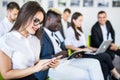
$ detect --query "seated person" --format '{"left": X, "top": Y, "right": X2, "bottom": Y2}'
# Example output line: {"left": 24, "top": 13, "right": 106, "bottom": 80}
{"left": 0, "top": 1, "right": 58, "bottom": 80}
{"left": 91, "top": 11, "right": 120, "bottom": 59}
{"left": 35, "top": 8, "right": 104, "bottom": 80}
{"left": 59, "top": 8, "right": 71, "bottom": 39}
{"left": 64, "top": 12, "right": 120, "bottom": 80}
{"left": 0, "top": 2, "right": 20, "bottom": 37}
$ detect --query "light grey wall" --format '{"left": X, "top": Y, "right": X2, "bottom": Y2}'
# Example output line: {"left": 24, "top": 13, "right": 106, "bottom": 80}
{"left": 0, "top": 0, "right": 120, "bottom": 45}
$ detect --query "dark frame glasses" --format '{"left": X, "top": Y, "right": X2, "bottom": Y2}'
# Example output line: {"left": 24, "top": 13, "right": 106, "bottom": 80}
{"left": 33, "top": 17, "right": 42, "bottom": 27}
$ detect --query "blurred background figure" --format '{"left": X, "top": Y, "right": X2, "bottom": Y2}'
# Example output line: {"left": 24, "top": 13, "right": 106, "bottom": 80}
{"left": 91, "top": 11, "right": 120, "bottom": 60}
{"left": 0, "top": 2, "right": 20, "bottom": 37}
{"left": 59, "top": 8, "right": 71, "bottom": 39}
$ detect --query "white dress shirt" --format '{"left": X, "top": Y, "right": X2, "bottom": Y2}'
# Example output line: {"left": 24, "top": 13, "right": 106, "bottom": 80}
{"left": 61, "top": 19, "right": 68, "bottom": 38}
{"left": 0, "top": 31, "right": 40, "bottom": 69}
{"left": 55, "top": 31, "right": 64, "bottom": 42}
{"left": 100, "top": 25, "right": 112, "bottom": 41}
{"left": 65, "top": 27, "right": 87, "bottom": 47}
{"left": 44, "top": 28, "right": 62, "bottom": 54}
{"left": 0, "top": 17, "right": 14, "bottom": 37}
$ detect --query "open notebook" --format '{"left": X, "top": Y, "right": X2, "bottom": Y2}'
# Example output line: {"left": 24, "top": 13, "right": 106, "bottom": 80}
{"left": 67, "top": 40, "right": 112, "bottom": 60}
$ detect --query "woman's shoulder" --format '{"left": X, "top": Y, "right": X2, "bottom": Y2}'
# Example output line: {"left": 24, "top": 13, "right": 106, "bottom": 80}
{"left": 0, "top": 32, "right": 13, "bottom": 41}
{"left": 66, "top": 26, "right": 74, "bottom": 33}
{"left": 67, "top": 26, "right": 72, "bottom": 29}
{"left": 67, "top": 26, "right": 74, "bottom": 31}
{"left": 29, "top": 35, "right": 40, "bottom": 45}
{"left": 30, "top": 35, "right": 40, "bottom": 41}
{"left": 65, "top": 26, "right": 75, "bottom": 37}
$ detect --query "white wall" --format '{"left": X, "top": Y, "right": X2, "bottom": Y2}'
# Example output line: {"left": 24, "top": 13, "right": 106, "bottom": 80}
{"left": 0, "top": 0, "right": 120, "bottom": 45}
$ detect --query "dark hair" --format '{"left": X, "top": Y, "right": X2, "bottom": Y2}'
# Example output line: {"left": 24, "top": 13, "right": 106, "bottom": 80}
{"left": 11, "top": 1, "right": 46, "bottom": 31}
{"left": 64, "top": 8, "right": 71, "bottom": 14}
{"left": 47, "top": 10, "right": 61, "bottom": 20}
{"left": 71, "top": 12, "right": 83, "bottom": 40}
{"left": 98, "top": 11, "right": 106, "bottom": 16}
{"left": 43, "top": 10, "right": 61, "bottom": 28}
{"left": 7, "top": 2, "right": 20, "bottom": 10}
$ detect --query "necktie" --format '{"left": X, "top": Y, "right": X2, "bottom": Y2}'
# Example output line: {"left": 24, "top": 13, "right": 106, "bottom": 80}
{"left": 51, "top": 32, "right": 60, "bottom": 46}
{"left": 51, "top": 32, "right": 62, "bottom": 54}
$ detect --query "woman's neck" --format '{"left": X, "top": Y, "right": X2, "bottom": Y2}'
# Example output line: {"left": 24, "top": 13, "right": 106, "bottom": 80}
{"left": 19, "top": 30, "right": 29, "bottom": 38}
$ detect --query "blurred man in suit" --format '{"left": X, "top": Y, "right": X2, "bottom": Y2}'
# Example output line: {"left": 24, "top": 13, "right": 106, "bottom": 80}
{"left": 59, "top": 8, "right": 71, "bottom": 39}
{"left": 91, "top": 11, "right": 120, "bottom": 60}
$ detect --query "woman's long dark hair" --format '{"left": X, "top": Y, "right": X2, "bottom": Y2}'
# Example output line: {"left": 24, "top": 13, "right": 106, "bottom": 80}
{"left": 11, "top": 1, "right": 46, "bottom": 32}
{"left": 71, "top": 12, "right": 83, "bottom": 40}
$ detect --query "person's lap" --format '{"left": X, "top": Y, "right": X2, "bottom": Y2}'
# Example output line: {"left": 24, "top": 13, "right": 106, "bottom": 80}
{"left": 48, "top": 58, "right": 104, "bottom": 80}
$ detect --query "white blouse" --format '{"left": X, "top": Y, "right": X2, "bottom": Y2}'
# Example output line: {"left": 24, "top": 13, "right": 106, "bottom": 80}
{"left": 0, "top": 31, "right": 40, "bottom": 69}
{"left": 65, "top": 27, "right": 86, "bottom": 47}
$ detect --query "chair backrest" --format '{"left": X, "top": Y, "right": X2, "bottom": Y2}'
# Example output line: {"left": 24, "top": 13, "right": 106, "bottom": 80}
{"left": 67, "top": 35, "right": 91, "bottom": 56}
{"left": 67, "top": 49, "right": 72, "bottom": 56}
{"left": 0, "top": 74, "right": 3, "bottom": 80}
{"left": 87, "top": 35, "right": 91, "bottom": 47}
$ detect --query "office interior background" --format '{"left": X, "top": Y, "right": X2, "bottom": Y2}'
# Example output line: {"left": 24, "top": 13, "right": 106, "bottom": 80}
{"left": 0, "top": 0, "right": 120, "bottom": 45}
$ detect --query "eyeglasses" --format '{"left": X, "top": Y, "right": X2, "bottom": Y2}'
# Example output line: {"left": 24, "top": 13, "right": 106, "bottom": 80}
{"left": 33, "top": 17, "right": 42, "bottom": 27}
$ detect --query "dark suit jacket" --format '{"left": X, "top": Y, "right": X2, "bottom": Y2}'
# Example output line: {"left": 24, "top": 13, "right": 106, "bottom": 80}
{"left": 59, "top": 21, "right": 71, "bottom": 39}
{"left": 40, "top": 31, "right": 54, "bottom": 59}
{"left": 34, "top": 29, "right": 66, "bottom": 80}
{"left": 91, "top": 20, "right": 115, "bottom": 48}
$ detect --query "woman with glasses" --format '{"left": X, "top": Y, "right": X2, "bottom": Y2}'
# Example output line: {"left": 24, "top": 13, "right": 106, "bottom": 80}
{"left": 0, "top": 1, "right": 59, "bottom": 80}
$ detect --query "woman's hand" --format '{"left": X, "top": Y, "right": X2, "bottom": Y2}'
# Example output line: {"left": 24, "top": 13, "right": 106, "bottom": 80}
{"left": 48, "top": 59, "right": 59, "bottom": 68}
{"left": 48, "top": 55, "right": 62, "bottom": 68}
{"left": 34, "top": 55, "right": 62, "bottom": 72}
{"left": 34, "top": 59, "right": 51, "bottom": 72}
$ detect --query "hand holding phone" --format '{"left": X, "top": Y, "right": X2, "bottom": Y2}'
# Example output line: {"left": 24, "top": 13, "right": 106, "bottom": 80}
{"left": 49, "top": 55, "right": 63, "bottom": 68}
{"left": 34, "top": 59, "right": 51, "bottom": 72}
